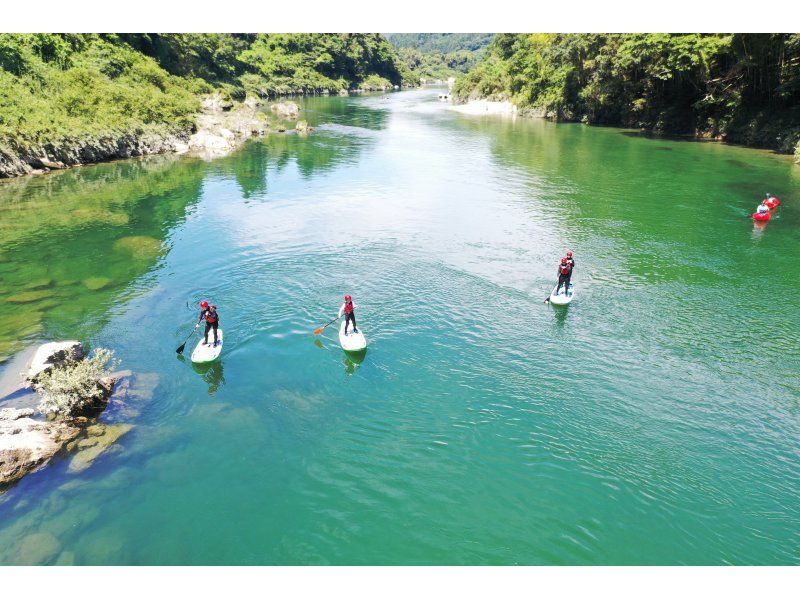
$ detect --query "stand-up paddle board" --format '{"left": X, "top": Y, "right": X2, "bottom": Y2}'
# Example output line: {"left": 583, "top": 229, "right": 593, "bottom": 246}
{"left": 549, "top": 283, "right": 574, "bottom": 305}
{"left": 339, "top": 321, "right": 367, "bottom": 352}
{"left": 191, "top": 329, "right": 224, "bottom": 363}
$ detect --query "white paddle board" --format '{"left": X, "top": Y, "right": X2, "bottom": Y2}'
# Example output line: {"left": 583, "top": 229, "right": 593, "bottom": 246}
{"left": 339, "top": 320, "right": 367, "bottom": 352}
{"left": 191, "top": 329, "right": 224, "bottom": 363}
{"left": 549, "top": 283, "right": 574, "bottom": 305}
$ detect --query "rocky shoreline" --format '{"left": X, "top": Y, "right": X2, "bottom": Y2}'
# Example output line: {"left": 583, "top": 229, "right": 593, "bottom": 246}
{"left": 0, "top": 94, "right": 308, "bottom": 180}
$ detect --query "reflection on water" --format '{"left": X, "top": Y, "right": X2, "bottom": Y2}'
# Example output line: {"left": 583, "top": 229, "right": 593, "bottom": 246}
{"left": 342, "top": 349, "right": 366, "bottom": 375}
{"left": 0, "top": 155, "right": 207, "bottom": 362}
{"left": 191, "top": 361, "right": 226, "bottom": 396}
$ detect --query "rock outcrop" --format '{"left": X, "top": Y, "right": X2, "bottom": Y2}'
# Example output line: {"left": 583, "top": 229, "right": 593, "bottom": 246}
{"left": 188, "top": 93, "right": 269, "bottom": 157}
{"left": 0, "top": 408, "right": 80, "bottom": 487}
{"left": 295, "top": 120, "right": 311, "bottom": 134}
{"left": 0, "top": 131, "right": 189, "bottom": 179}
{"left": 0, "top": 342, "right": 129, "bottom": 490}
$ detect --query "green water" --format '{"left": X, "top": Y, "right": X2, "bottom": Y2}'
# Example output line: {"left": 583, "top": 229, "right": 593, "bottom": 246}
{"left": 1, "top": 89, "right": 798, "bottom": 565}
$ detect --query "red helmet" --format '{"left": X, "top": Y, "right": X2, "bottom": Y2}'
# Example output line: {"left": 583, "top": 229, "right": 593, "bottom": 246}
{"left": 344, "top": 294, "right": 352, "bottom": 302}
{"left": 199, "top": 300, "right": 209, "bottom": 309}
{"left": 566, "top": 250, "right": 573, "bottom": 257}
{"left": 561, "top": 258, "right": 567, "bottom": 264}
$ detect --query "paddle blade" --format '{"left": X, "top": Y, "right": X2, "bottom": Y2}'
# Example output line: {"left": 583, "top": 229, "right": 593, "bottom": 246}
{"left": 176, "top": 342, "right": 187, "bottom": 354}
{"left": 313, "top": 327, "right": 324, "bottom": 335}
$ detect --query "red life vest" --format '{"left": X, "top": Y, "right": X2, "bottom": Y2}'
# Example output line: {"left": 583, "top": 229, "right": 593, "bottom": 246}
{"left": 344, "top": 300, "right": 354, "bottom": 315}
{"left": 559, "top": 264, "right": 572, "bottom": 276}
{"left": 203, "top": 307, "right": 218, "bottom": 323}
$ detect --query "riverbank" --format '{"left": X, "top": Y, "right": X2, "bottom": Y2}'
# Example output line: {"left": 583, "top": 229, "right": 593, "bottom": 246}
{"left": 451, "top": 98, "right": 800, "bottom": 160}
{"left": 453, "top": 34, "right": 800, "bottom": 160}
{"left": 0, "top": 34, "right": 416, "bottom": 180}
{"left": 0, "top": 95, "right": 307, "bottom": 179}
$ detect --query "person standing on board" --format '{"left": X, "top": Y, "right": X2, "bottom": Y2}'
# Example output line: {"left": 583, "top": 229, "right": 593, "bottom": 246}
{"left": 555, "top": 257, "right": 573, "bottom": 296}
{"left": 196, "top": 300, "right": 220, "bottom": 346}
{"left": 339, "top": 294, "right": 358, "bottom": 335}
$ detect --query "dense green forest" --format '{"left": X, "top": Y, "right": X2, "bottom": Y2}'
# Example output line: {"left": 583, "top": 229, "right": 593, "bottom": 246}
{"left": 454, "top": 34, "right": 800, "bottom": 156}
{"left": 0, "top": 33, "right": 416, "bottom": 160}
{"left": 387, "top": 33, "right": 493, "bottom": 81}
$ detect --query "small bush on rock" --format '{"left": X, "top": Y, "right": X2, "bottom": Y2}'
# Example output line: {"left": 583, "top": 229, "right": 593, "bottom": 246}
{"left": 35, "top": 348, "right": 118, "bottom": 418}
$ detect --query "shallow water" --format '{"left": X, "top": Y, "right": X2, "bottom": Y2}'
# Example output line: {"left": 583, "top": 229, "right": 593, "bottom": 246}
{"left": 0, "top": 89, "right": 798, "bottom": 565}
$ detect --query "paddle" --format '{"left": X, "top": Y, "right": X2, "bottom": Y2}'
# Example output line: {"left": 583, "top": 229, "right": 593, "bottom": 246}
{"left": 313, "top": 314, "right": 341, "bottom": 335}
{"left": 176, "top": 324, "right": 199, "bottom": 354}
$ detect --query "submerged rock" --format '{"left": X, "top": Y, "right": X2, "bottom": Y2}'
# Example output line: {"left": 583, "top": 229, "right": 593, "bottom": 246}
{"left": 16, "top": 531, "right": 62, "bottom": 565}
{"left": 113, "top": 236, "right": 163, "bottom": 261}
{"left": 295, "top": 120, "right": 311, "bottom": 135}
{"left": 67, "top": 423, "right": 133, "bottom": 473}
{"left": 82, "top": 277, "right": 113, "bottom": 291}
{"left": 5, "top": 289, "right": 55, "bottom": 304}
{"left": 24, "top": 278, "right": 53, "bottom": 290}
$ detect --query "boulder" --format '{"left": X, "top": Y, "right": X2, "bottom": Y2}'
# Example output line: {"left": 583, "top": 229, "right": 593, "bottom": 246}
{"left": 244, "top": 95, "right": 261, "bottom": 110}
{"left": 37, "top": 158, "right": 67, "bottom": 170}
{"left": 295, "top": 120, "right": 311, "bottom": 135}
{"left": 0, "top": 407, "right": 80, "bottom": 487}
{"left": 270, "top": 101, "right": 300, "bottom": 120}
{"left": 201, "top": 93, "right": 234, "bottom": 113}
{"left": 26, "top": 341, "right": 84, "bottom": 383}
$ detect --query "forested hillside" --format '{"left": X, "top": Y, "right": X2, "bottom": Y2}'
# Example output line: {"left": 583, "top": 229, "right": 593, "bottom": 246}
{"left": 387, "top": 33, "right": 493, "bottom": 81}
{"left": 0, "top": 33, "right": 416, "bottom": 173}
{"left": 454, "top": 34, "right": 800, "bottom": 156}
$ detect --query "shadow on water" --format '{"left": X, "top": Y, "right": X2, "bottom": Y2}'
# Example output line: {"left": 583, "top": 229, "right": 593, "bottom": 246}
{"left": 0, "top": 155, "right": 209, "bottom": 363}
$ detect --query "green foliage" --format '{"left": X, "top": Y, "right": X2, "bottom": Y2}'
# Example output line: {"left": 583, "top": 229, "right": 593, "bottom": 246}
{"left": 389, "top": 34, "right": 491, "bottom": 81}
{"left": 35, "top": 348, "right": 118, "bottom": 418}
{"left": 454, "top": 34, "right": 800, "bottom": 150}
{"left": 0, "top": 35, "right": 199, "bottom": 148}
{"left": 0, "top": 33, "right": 414, "bottom": 164}
{"left": 387, "top": 33, "right": 494, "bottom": 54}
{"left": 237, "top": 34, "right": 410, "bottom": 94}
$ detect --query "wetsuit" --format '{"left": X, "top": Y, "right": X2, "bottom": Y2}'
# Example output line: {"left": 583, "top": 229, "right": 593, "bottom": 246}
{"left": 556, "top": 263, "right": 573, "bottom": 295}
{"left": 198, "top": 307, "right": 219, "bottom": 345}
{"left": 338, "top": 301, "right": 357, "bottom": 334}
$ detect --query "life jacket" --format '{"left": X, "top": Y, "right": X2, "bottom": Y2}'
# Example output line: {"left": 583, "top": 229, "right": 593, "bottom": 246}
{"left": 559, "top": 263, "right": 572, "bottom": 276}
{"left": 202, "top": 307, "right": 218, "bottom": 323}
{"left": 566, "top": 258, "right": 575, "bottom": 269}
{"left": 344, "top": 300, "right": 354, "bottom": 315}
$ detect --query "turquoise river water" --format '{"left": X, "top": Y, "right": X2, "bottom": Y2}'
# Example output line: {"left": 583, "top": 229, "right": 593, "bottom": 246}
{"left": 0, "top": 89, "right": 798, "bottom": 565}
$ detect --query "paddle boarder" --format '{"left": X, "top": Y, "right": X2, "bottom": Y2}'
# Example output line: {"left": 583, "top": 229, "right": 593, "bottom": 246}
{"left": 555, "top": 257, "right": 573, "bottom": 296}
{"left": 339, "top": 294, "right": 358, "bottom": 335}
{"left": 196, "top": 300, "right": 220, "bottom": 346}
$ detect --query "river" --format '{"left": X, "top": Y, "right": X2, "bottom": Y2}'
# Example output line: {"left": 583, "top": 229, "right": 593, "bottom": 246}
{"left": 0, "top": 89, "right": 798, "bottom": 565}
